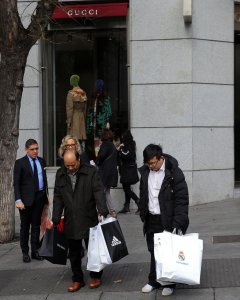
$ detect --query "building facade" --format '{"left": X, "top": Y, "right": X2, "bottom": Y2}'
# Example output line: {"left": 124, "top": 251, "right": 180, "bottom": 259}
{"left": 17, "top": 0, "right": 237, "bottom": 206}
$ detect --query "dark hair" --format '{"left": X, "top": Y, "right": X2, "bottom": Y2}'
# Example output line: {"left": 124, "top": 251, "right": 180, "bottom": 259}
{"left": 122, "top": 130, "right": 136, "bottom": 150}
{"left": 101, "top": 129, "right": 113, "bottom": 142}
{"left": 143, "top": 144, "right": 163, "bottom": 163}
{"left": 25, "top": 139, "right": 38, "bottom": 148}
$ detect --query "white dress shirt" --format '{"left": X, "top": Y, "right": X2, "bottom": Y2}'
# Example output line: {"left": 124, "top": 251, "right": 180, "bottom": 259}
{"left": 148, "top": 159, "right": 165, "bottom": 215}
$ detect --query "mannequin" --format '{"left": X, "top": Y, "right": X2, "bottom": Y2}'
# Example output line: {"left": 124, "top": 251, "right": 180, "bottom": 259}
{"left": 66, "top": 74, "right": 87, "bottom": 151}
{"left": 87, "top": 79, "right": 112, "bottom": 156}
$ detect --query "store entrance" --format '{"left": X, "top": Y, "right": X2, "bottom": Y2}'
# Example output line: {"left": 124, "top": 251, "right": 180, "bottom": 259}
{"left": 43, "top": 29, "right": 128, "bottom": 166}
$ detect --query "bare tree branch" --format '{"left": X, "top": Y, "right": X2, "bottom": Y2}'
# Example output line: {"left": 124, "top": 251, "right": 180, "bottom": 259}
{"left": 27, "top": 0, "right": 58, "bottom": 46}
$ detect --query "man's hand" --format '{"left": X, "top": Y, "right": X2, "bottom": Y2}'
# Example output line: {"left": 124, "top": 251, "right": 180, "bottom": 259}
{"left": 16, "top": 201, "right": 25, "bottom": 210}
{"left": 98, "top": 214, "right": 104, "bottom": 222}
{"left": 46, "top": 219, "right": 53, "bottom": 230}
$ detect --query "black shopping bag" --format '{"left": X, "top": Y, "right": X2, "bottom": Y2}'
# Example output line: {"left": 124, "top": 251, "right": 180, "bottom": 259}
{"left": 39, "top": 227, "right": 68, "bottom": 265}
{"left": 101, "top": 219, "right": 128, "bottom": 263}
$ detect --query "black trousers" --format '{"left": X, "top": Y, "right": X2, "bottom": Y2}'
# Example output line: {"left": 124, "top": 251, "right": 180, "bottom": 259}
{"left": 122, "top": 184, "right": 139, "bottom": 205}
{"left": 146, "top": 214, "right": 175, "bottom": 288}
{"left": 68, "top": 238, "right": 103, "bottom": 284}
{"left": 19, "top": 191, "right": 46, "bottom": 254}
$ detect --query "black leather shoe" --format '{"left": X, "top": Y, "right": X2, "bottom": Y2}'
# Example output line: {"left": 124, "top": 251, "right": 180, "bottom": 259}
{"left": 31, "top": 252, "right": 44, "bottom": 261}
{"left": 23, "top": 254, "right": 31, "bottom": 263}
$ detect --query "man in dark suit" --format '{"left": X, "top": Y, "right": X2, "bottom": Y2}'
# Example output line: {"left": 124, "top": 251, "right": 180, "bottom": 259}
{"left": 13, "top": 139, "right": 48, "bottom": 263}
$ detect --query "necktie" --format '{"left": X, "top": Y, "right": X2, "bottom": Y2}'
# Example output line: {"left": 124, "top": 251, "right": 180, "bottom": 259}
{"left": 33, "top": 159, "right": 39, "bottom": 191}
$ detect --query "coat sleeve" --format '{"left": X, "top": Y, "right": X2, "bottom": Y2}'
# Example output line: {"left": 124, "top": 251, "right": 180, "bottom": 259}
{"left": 92, "top": 169, "right": 108, "bottom": 216}
{"left": 119, "top": 146, "right": 135, "bottom": 161}
{"left": 52, "top": 170, "right": 64, "bottom": 225}
{"left": 172, "top": 168, "right": 189, "bottom": 233}
{"left": 13, "top": 159, "right": 22, "bottom": 201}
{"left": 139, "top": 174, "right": 146, "bottom": 222}
{"left": 96, "top": 143, "right": 109, "bottom": 166}
{"left": 39, "top": 157, "right": 48, "bottom": 192}
{"left": 66, "top": 91, "right": 73, "bottom": 125}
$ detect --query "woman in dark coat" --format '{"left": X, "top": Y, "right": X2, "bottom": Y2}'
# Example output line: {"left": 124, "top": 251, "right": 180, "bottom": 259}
{"left": 118, "top": 130, "right": 140, "bottom": 214}
{"left": 96, "top": 129, "right": 118, "bottom": 217}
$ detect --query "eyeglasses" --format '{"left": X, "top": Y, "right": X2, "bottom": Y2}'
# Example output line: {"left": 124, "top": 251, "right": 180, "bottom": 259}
{"left": 65, "top": 144, "right": 76, "bottom": 148}
{"left": 147, "top": 160, "right": 159, "bottom": 167}
{"left": 28, "top": 147, "right": 39, "bottom": 151}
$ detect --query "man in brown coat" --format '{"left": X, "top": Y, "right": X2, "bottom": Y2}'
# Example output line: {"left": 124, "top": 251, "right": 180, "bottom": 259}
{"left": 52, "top": 150, "right": 108, "bottom": 292}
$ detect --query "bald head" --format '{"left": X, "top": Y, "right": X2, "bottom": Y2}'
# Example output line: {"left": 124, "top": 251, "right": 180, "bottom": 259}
{"left": 64, "top": 151, "right": 80, "bottom": 173}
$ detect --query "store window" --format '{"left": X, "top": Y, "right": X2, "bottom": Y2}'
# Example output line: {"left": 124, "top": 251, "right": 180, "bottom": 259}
{"left": 42, "top": 3, "right": 128, "bottom": 166}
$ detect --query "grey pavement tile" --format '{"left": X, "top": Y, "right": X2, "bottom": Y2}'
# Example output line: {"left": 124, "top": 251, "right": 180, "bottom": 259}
{"left": 215, "top": 287, "right": 240, "bottom": 300}
{"left": 101, "top": 291, "right": 156, "bottom": 300}
{"left": 0, "top": 254, "right": 70, "bottom": 271}
{"left": 157, "top": 288, "right": 214, "bottom": 299}
{"left": 48, "top": 292, "right": 102, "bottom": 300}
{"left": 0, "top": 268, "right": 66, "bottom": 296}
{"left": 0, "top": 296, "right": 47, "bottom": 300}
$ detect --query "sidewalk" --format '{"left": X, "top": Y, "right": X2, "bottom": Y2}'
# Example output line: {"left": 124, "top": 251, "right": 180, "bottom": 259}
{"left": 1, "top": 198, "right": 240, "bottom": 299}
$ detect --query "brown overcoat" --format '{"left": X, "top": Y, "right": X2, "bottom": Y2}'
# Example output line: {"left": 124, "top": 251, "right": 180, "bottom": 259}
{"left": 66, "top": 86, "right": 87, "bottom": 140}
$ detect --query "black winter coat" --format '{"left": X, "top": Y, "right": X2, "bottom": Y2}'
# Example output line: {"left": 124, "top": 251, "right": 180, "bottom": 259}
{"left": 138, "top": 154, "right": 189, "bottom": 234}
{"left": 52, "top": 164, "right": 108, "bottom": 240}
{"left": 118, "top": 145, "right": 139, "bottom": 185}
{"left": 96, "top": 140, "right": 118, "bottom": 188}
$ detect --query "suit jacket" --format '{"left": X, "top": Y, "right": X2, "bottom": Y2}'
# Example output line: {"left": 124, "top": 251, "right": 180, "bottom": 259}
{"left": 13, "top": 155, "right": 48, "bottom": 206}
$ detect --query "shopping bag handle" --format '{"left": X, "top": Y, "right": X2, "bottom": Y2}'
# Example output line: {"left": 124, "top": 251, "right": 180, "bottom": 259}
{"left": 172, "top": 228, "right": 183, "bottom": 236}
{"left": 98, "top": 214, "right": 104, "bottom": 223}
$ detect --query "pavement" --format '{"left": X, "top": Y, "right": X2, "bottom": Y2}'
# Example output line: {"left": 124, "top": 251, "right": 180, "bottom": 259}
{"left": 1, "top": 198, "right": 240, "bottom": 299}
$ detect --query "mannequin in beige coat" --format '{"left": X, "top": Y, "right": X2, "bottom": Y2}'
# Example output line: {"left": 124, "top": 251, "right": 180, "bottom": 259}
{"left": 66, "top": 75, "right": 87, "bottom": 149}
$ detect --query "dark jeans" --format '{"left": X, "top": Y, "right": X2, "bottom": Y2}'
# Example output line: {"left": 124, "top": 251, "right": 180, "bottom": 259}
{"left": 146, "top": 214, "right": 175, "bottom": 289}
{"left": 68, "top": 238, "right": 103, "bottom": 284}
{"left": 122, "top": 184, "right": 139, "bottom": 205}
{"left": 19, "top": 191, "right": 46, "bottom": 254}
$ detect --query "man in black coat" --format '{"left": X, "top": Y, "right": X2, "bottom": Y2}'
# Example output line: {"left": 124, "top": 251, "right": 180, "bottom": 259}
{"left": 13, "top": 139, "right": 48, "bottom": 263}
{"left": 138, "top": 144, "right": 189, "bottom": 296}
{"left": 52, "top": 150, "right": 108, "bottom": 293}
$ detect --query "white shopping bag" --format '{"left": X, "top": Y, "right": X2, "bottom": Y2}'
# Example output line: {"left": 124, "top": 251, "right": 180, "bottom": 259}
{"left": 87, "top": 225, "right": 109, "bottom": 272}
{"left": 155, "top": 231, "right": 203, "bottom": 285}
{"left": 154, "top": 232, "right": 173, "bottom": 286}
{"left": 87, "top": 217, "right": 128, "bottom": 271}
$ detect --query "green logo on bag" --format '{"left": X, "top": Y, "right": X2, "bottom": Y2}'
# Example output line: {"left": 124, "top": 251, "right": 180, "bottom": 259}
{"left": 178, "top": 251, "right": 185, "bottom": 261}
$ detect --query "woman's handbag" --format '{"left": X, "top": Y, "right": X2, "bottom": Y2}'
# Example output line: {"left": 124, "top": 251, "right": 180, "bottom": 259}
{"left": 154, "top": 231, "right": 203, "bottom": 285}
{"left": 120, "top": 163, "right": 139, "bottom": 185}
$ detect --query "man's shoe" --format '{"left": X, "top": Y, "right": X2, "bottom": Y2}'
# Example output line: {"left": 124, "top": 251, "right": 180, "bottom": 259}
{"left": 162, "top": 287, "right": 174, "bottom": 296}
{"left": 68, "top": 281, "right": 85, "bottom": 292}
{"left": 142, "top": 283, "right": 155, "bottom": 293}
{"left": 22, "top": 254, "right": 31, "bottom": 263}
{"left": 88, "top": 278, "right": 101, "bottom": 289}
{"left": 31, "top": 252, "right": 44, "bottom": 261}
